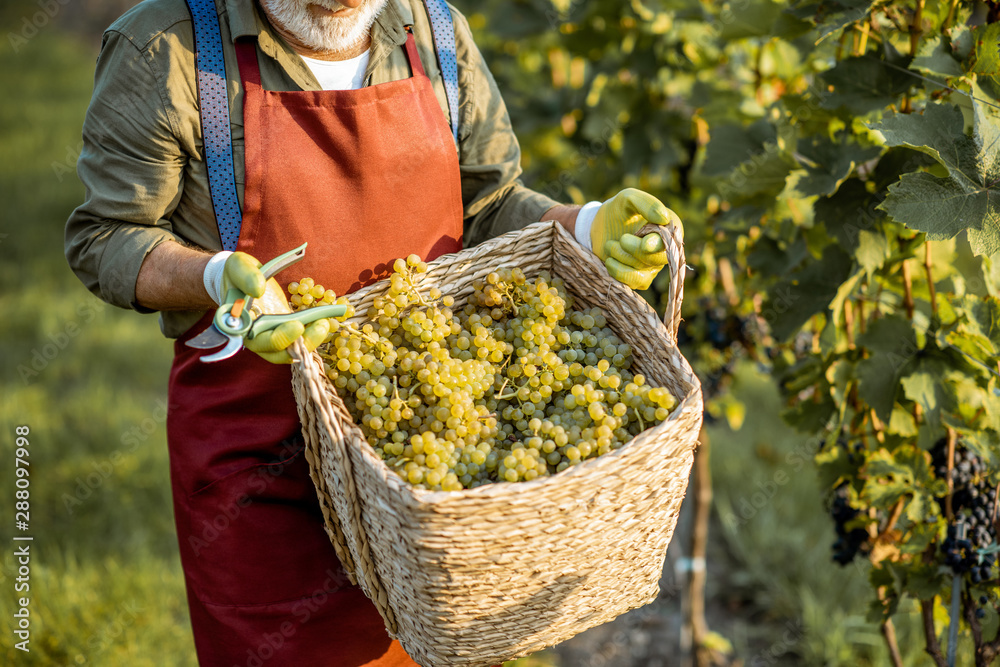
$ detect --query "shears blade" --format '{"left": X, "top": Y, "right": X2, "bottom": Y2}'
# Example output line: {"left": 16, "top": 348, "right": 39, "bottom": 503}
{"left": 185, "top": 324, "right": 230, "bottom": 350}
{"left": 197, "top": 333, "right": 244, "bottom": 363}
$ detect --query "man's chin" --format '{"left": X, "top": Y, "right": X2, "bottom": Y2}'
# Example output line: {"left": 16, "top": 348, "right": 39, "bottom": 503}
{"left": 308, "top": 4, "right": 351, "bottom": 19}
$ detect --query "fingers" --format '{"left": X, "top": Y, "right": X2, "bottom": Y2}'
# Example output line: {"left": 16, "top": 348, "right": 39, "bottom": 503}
{"left": 617, "top": 189, "right": 684, "bottom": 237}
{"left": 245, "top": 320, "right": 305, "bottom": 354}
{"left": 605, "top": 235, "right": 669, "bottom": 278}
{"left": 619, "top": 233, "right": 669, "bottom": 266}
{"left": 244, "top": 319, "right": 331, "bottom": 364}
{"left": 605, "top": 256, "right": 661, "bottom": 291}
{"left": 225, "top": 252, "right": 266, "bottom": 298}
{"left": 300, "top": 319, "right": 332, "bottom": 352}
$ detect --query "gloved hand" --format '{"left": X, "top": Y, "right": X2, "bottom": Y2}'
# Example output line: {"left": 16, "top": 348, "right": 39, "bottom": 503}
{"left": 208, "top": 252, "right": 331, "bottom": 364}
{"left": 583, "top": 189, "right": 682, "bottom": 290}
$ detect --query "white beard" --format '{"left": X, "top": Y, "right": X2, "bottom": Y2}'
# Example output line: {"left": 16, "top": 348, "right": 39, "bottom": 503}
{"left": 262, "top": 0, "right": 389, "bottom": 53}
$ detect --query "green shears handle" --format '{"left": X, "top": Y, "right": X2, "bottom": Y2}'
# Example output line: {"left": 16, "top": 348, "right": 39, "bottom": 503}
{"left": 248, "top": 304, "right": 347, "bottom": 340}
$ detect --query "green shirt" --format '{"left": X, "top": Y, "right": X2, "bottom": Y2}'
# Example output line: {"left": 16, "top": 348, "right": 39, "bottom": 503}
{"left": 65, "top": 0, "right": 558, "bottom": 338}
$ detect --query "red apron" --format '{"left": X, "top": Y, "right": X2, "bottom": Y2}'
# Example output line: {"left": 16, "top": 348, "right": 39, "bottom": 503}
{"left": 167, "top": 29, "right": 463, "bottom": 666}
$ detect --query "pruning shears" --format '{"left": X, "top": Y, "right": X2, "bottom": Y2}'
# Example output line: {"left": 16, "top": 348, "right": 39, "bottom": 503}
{"left": 185, "top": 243, "right": 346, "bottom": 363}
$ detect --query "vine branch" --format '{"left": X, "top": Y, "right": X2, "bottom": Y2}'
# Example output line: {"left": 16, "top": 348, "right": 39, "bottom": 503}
{"left": 945, "top": 427, "right": 956, "bottom": 520}
{"left": 902, "top": 260, "right": 915, "bottom": 320}
{"left": 921, "top": 598, "right": 949, "bottom": 667}
{"left": 882, "top": 616, "right": 905, "bottom": 667}
{"left": 925, "top": 242, "right": 938, "bottom": 316}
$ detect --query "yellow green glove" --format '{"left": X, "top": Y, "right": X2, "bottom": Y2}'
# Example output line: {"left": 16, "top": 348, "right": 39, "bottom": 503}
{"left": 213, "top": 252, "right": 331, "bottom": 365}
{"left": 587, "top": 189, "right": 682, "bottom": 290}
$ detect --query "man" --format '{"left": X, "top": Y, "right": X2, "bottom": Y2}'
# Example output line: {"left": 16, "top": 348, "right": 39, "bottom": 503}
{"left": 65, "top": 0, "right": 680, "bottom": 664}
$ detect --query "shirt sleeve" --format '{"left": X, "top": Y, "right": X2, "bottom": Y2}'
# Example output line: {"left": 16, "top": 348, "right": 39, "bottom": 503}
{"left": 451, "top": 9, "right": 559, "bottom": 248}
{"left": 65, "top": 29, "right": 188, "bottom": 312}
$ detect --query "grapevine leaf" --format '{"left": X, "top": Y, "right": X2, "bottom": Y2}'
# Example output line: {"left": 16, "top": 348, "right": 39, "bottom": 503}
{"left": 871, "top": 101, "right": 1000, "bottom": 255}
{"left": 871, "top": 147, "right": 938, "bottom": 191}
{"left": 815, "top": 443, "right": 856, "bottom": 490}
{"left": 897, "top": 560, "right": 947, "bottom": 600}
{"left": 820, "top": 51, "right": 914, "bottom": 115}
{"left": 967, "top": 23, "right": 1000, "bottom": 99}
{"left": 788, "top": 136, "right": 881, "bottom": 198}
{"left": 855, "top": 226, "right": 891, "bottom": 275}
{"left": 787, "top": 0, "right": 878, "bottom": 42}
{"left": 763, "top": 245, "right": 854, "bottom": 340}
{"left": 702, "top": 120, "right": 777, "bottom": 176}
{"left": 867, "top": 103, "right": 969, "bottom": 172}
{"left": 782, "top": 396, "right": 837, "bottom": 432}
{"left": 718, "top": 0, "right": 784, "bottom": 39}
{"left": 952, "top": 429, "right": 1000, "bottom": 470}
{"left": 951, "top": 295, "right": 1000, "bottom": 357}
{"left": 946, "top": 374, "right": 1000, "bottom": 429}
{"left": 815, "top": 179, "right": 891, "bottom": 275}
{"left": 911, "top": 36, "right": 963, "bottom": 78}
{"left": 888, "top": 406, "right": 918, "bottom": 437}
{"left": 863, "top": 450, "right": 914, "bottom": 509}
{"left": 856, "top": 315, "right": 919, "bottom": 422}
{"left": 829, "top": 270, "right": 865, "bottom": 331}
{"left": 731, "top": 149, "right": 799, "bottom": 199}
{"left": 901, "top": 352, "right": 962, "bottom": 429}
{"left": 748, "top": 236, "right": 810, "bottom": 275}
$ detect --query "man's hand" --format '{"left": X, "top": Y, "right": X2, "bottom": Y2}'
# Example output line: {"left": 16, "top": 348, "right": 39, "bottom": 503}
{"left": 221, "top": 252, "right": 331, "bottom": 365}
{"left": 590, "top": 189, "right": 682, "bottom": 290}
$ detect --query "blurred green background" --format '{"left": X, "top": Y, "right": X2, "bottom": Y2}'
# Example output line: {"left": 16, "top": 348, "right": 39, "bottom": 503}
{"left": 0, "top": 0, "right": 954, "bottom": 665}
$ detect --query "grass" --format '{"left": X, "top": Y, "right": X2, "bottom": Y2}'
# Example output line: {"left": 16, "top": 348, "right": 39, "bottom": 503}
{"left": 0, "top": 21, "right": 191, "bottom": 667}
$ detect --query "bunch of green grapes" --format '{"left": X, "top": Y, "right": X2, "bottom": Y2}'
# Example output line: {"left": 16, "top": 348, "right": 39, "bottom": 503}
{"left": 286, "top": 277, "right": 355, "bottom": 315}
{"left": 290, "top": 255, "right": 678, "bottom": 491}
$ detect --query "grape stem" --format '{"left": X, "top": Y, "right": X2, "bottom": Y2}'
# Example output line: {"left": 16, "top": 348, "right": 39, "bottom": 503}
{"left": 634, "top": 407, "right": 645, "bottom": 431}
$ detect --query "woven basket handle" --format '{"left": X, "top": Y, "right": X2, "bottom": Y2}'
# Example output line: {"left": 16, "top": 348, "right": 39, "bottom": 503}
{"left": 636, "top": 222, "right": 685, "bottom": 340}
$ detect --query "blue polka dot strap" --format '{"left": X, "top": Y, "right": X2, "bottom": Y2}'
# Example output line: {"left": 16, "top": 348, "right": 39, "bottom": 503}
{"left": 184, "top": 0, "right": 242, "bottom": 252}
{"left": 423, "top": 0, "right": 460, "bottom": 143}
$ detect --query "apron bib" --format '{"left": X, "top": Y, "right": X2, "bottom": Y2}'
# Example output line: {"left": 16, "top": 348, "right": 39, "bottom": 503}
{"left": 167, "top": 28, "right": 462, "bottom": 666}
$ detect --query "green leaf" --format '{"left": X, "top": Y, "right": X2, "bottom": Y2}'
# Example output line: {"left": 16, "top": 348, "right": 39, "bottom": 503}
{"left": 788, "top": 136, "right": 881, "bottom": 198}
{"left": 702, "top": 120, "right": 777, "bottom": 176}
{"left": 967, "top": 23, "right": 1000, "bottom": 99}
{"left": 814, "top": 179, "right": 892, "bottom": 275}
{"left": 820, "top": 52, "right": 914, "bottom": 115}
{"left": 912, "top": 36, "right": 963, "bottom": 78}
{"left": 954, "top": 295, "right": 1000, "bottom": 356}
{"left": 871, "top": 101, "right": 1000, "bottom": 255}
{"left": 856, "top": 315, "right": 919, "bottom": 422}
{"left": 899, "top": 518, "right": 939, "bottom": 557}
{"left": 955, "top": 429, "right": 1000, "bottom": 470}
{"left": 899, "top": 560, "right": 947, "bottom": 600}
{"left": 763, "top": 245, "right": 854, "bottom": 340}
{"left": 782, "top": 396, "right": 837, "bottom": 432}
{"left": 888, "top": 406, "right": 918, "bottom": 437}
{"left": 815, "top": 442, "right": 857, "bottom": 490}
{"left": 901, "top": 353, "right": 961, "bottom": 429}
{"left": 788, "top": 0, "right": 878, "bottom": 42}
{"left": 718, "top": 0, "right": 784, "bottom": 39}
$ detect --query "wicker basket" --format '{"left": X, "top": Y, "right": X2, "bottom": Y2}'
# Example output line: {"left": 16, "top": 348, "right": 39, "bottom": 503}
{"left": 290, "top": 220, "right": 703, "bottom": 667}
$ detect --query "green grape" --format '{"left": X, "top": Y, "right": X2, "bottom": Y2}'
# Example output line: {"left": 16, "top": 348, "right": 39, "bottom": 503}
{"left": 316, "top": 258, "right": 679, "bottom": 491}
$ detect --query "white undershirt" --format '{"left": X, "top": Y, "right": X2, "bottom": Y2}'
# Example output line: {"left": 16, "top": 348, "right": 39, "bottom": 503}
{"left": 300, "top": 49, "right": 371, "bottom": 91}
